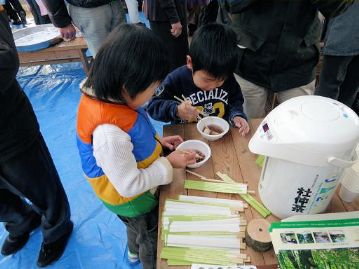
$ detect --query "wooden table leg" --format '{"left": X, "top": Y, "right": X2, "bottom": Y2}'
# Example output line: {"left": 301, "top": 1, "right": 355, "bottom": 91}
{"left": 78, "top": 48, "right": 92, "bottom": 75}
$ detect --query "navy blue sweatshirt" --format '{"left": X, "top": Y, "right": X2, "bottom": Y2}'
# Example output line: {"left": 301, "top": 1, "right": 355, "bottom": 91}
{"left": 147, "top": 66, "right": 247, "bottom": 124}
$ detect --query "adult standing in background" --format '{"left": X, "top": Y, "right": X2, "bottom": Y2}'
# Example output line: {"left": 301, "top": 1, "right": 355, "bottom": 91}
{"left": 220, "top": 0, "right": 352, "bottom": 118}
{"left": 187, "top": 0, "right": 208, "bottom": 36}
{"left": 25, "top": 0, "right": 51, "bottom": 25}
{"left": 4, "top": 0, "right": 26, "bottom": 25}
{"left": 315, "top": 2, "right": 359, "bottom": 115}
{"left": 42, "top": 0, "right": 125, "bottom": 56}
{"left": 124, "top": 0, "right": 140, "bottom": 23}
{"left": 144, "top": 0, "right": 188, "bottom": 71}
{"left": 0, "top": 8, "right": 73, "bottom": 267}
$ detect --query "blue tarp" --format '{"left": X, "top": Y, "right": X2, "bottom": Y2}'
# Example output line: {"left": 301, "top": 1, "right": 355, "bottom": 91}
{"left": 0, "top": 62, "right": 165, "bottom": 269}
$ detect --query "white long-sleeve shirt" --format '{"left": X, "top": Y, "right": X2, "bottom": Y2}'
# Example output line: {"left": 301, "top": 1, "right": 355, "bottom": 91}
{"left": 92, "top": 124, "right": 173, "bottom": 198}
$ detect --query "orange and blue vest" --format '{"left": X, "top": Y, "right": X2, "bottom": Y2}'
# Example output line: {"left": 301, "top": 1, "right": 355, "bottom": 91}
{"left": 76, "top": 95, "right": 163, "bottom": 217}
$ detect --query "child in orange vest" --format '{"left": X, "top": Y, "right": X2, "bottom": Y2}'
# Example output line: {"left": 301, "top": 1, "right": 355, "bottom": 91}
{"left": 76, "top": 24, "right": 196, "bottom": 269}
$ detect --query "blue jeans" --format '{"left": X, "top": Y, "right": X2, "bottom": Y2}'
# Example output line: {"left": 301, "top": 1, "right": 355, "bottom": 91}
{"left": 68, "top": 1, "right": 125, "bottom": 56}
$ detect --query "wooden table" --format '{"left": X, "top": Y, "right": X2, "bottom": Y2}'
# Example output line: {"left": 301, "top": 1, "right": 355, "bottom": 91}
{"left": 157, "top": 119, "right": 359, "bottom": 269}
{"left": 17, "top": 37, "right": 92, "bottom": 74}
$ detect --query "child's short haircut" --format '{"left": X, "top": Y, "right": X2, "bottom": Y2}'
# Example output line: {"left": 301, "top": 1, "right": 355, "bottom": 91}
{"left": 189, "top": 23, "right": 238, "bottom": 80}
{"left": 85, "top": 24, "right": 169, "bottom": 102}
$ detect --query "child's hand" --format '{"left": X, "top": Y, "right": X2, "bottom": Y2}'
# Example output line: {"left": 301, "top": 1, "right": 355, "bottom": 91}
{"left": 166, "top": 150, "right": 196, "bottom": 168}
{"left": 232, "top": 116, "right": 250, "bottom": 136}
{"left": 176, "top": 100, "right": 199, "bottom": 121}
{"left": 160, "top": 135, "right": 183, "bottom": 151}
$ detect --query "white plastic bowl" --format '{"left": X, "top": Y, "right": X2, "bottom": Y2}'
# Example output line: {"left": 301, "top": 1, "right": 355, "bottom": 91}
{"left": 176, "top": 140, "right": 211, "bottom": 168}
{"left": 197, "top": 116, "right": 230, "bottom": 141}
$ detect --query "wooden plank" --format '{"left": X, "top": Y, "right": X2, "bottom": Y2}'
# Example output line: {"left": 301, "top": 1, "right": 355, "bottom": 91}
{"left": 258, "top": 265, "right": 278, "bottom": 269}
{"left": 157, "top": 125, "right": 187, "bottom": 269}
{"left": 158, "top": 119, "right": 357, "bottom": 269}
{"left": 208, "top": 129, "right": 239, "bottom": 201}
{"left": 210, "top": 127, "right": 265, "bottom": 264}
{"left": 230, "top": 120, "right": 277, "bottom": 265}
{"left": 78, "top": 49, "right": 92, "bottom": 74}
{"left": 19, "top": 50, "right": 83, "bottom": 63}
{"left": 54, "top": 37, "right": 88, "bottom": 50}
{"left": 18, "top": 58, "right": 82, "bottom": 67}
{"left": 17, "top": 37, "right": 91, "bottom": 74}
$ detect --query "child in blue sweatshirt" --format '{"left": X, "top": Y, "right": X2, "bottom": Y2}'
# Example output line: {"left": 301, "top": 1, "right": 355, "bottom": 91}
{"left": 147, "top": 23, "right": 249, "bottom": 136}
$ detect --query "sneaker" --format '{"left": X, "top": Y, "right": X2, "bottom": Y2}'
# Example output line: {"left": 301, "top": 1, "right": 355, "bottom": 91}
{"left": 36, "top": 221, "right": 73, "bottom": 267}
{"left": 127, "top": 249, "right": 139, "bottom": 264}
{"left": 1, "top": 212, "right": 41, "bottom": 256}
{"left": 1, "top": 234, "right": 30, "bottom": 256}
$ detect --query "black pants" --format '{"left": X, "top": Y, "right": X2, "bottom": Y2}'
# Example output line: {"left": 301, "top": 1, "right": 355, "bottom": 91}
{"left": 24, "top": 0, "right": 51, "bottom": 25}
{"left": 118, "top": 206, "right": 158, "bottom": 269}
{"left": 316, "top": 55, "right": 359, "bottom": 111}
{"left": 4, "top": 0, "right": 25, "bottom": 22}
{"left": 150, "top": 21, "right": 189, "bottom": 71}
{"left": 0, "top": 134, "right": 72, "bottom": 244}
{"left": 198, "top": 0, "right": 219, "bottom": 27}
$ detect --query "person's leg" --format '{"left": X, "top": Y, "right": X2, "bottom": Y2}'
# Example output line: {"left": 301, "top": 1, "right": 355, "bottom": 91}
{"left": 124, "top": 0, "right": 140, "bottom": 23}
{"left": 315, "top": 55, "right": 352, "bottom": 100}
{"left": 7, "top": 0, "right": 24, "bottom": 13}
{"left": 0, "top": 134, "right": 72, "bottom": 266}
{"left": 187, "top": 4, "right": 200, "bottom": 36}
{"left": 117, "top": 214, "right": 139, "bottom": 260}
{"left": 68, "top": 2, "right": 125, "bottom": 56}
{"left": 234, "top": 73, "right": 267, "bottom": 118}
{"left": 109, "top": 0, "right": 126, "bottom": 30}
{"left": 338, "top": 56, "right": 359, "bottom": 108}
{"left": 40, "top": 15, "right": 51, "bottom": 24}
{"left": 150, "top": 21, "right": 188, "bottom": 71}
{"left": 25, "top": 0, "right": 40, "bottom": 24}
{"left": 277, "top": 80, "right": 315, "bottom": 103}
{"left": 0, "top": 187, "right": 40, "bottom": 237}
{"left": 198, "top": 0, "right": 219, "bottom": 27}
{"left": 8, "top": 0, "right": 26, "bottom": 24}
{"left": 353, "top": 92, "right": 359, "bottom": 115}
{"left": 4, "top": 0, "right": 19, "bottom": 23}
{"left": 0, "top": 186, "right": 41, "bottom": 255}
{"left": 171, "top": 21, "right": 189, "bottom": 69}
{"left": 0, "top": 134, "right": 72, "bottom": 244}
{"left": 118, "top": 215, "right": 139, "bottom": 263}
{"left": 119, "top": 206, "right": 158, "bottom": 269}
{"left": 26, "top": 0, "right": 49, "bottom": 25}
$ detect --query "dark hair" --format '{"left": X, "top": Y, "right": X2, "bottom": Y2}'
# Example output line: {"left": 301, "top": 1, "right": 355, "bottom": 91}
{"left": 189, "top": 23, "right": 238, "bottom": 79}
{"left": 85, "top": 24, "right": 169, "bottom": 102}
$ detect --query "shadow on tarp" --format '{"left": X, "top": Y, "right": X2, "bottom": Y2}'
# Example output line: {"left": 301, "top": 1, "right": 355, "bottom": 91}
{"left": 0, "top": 62, "right": 165, "bottom": 269}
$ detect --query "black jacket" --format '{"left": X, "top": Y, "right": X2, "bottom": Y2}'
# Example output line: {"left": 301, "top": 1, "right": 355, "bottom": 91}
{"left": 0, "top": 11, "right": 40, "bottom": 162}
{"left": 220, "top": 0, "right": 352, "bottom": 92}
{"left": 42, "top": 0, "right": 112, "bottom": 28}
{"left": 144, "top": 0, "right": 187, "bottom": 24}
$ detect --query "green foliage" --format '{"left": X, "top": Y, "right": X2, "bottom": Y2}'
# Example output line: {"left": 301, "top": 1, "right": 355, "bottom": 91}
{"left": 277, "top": 248, "right": 359, "bottom": 269}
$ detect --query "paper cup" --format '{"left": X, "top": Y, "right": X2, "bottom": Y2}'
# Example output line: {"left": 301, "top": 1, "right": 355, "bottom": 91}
{"left": 339, "top": 184, "right": 359, "bottom": 203}
{"left": 339, "top": 167, "right": 359, "bottom": 203}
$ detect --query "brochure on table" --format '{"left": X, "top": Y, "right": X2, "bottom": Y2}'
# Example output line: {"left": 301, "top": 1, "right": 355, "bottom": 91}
{"left": 269, "top": 211, "right": 359, "bottom": 268}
